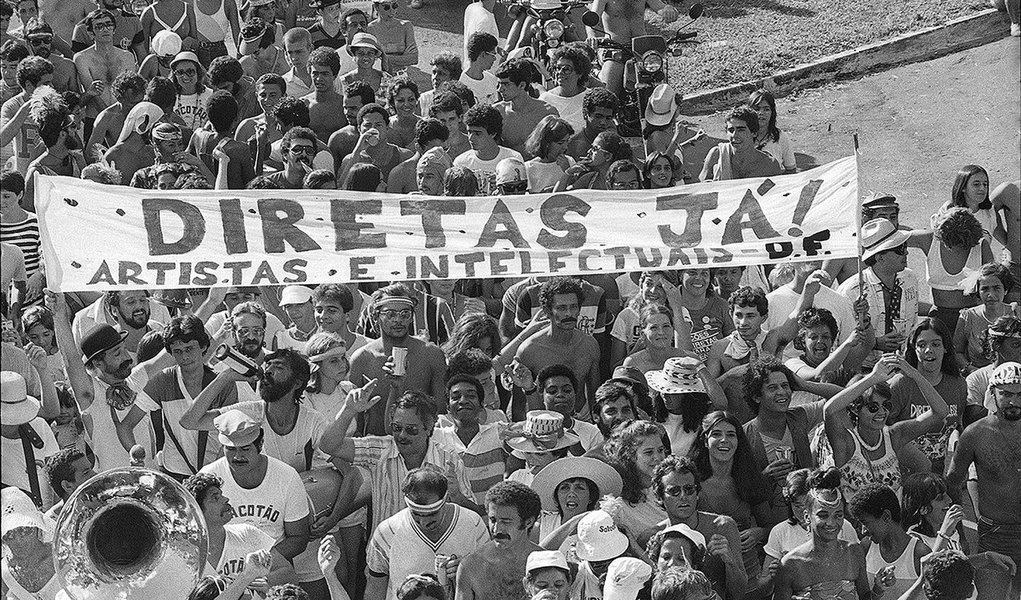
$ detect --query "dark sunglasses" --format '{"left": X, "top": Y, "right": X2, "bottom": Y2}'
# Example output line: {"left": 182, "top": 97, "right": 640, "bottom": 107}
{"left": 390, "top": 422, "right": 421, "bottom": 436}
{"left": 175, "top": 68, "right": 197, "bottom": 77}
{"left": 863, "top": 400, "right": 893, "bottom": 413}
{"left": 663, "top": 484, "right": 700, "bottom": 497}
{"left": 28, "top": 35, "right": 53, "bottom": 45}
{"left": 289, "top": 145, "right": 316, "bottom": 155}
{"left": 498, "top": 180, "right": 528, "bottom": 194}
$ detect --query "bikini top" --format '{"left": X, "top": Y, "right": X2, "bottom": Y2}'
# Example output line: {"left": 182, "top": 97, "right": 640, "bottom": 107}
{"left": 152, "top": 4, "right": 188, "bottom": 34}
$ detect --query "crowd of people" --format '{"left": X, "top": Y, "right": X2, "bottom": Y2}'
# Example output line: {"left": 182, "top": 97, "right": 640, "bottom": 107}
{"left": 2, "top": 0, "right": 1021, "bottom": 599}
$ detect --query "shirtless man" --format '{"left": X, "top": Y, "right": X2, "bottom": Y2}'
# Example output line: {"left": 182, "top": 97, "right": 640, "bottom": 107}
{"left": 24, "top": 19, "right": 80, "bottom": 94}
{"left": 514, "top": 277, "right": 601, "bottom": 420}
{"left": 348, "top": 284, "right": 447, "bottom": 436}
{"left": 37, "top": 0, "right": 91, "bottom": 52}
{"left": 945, "top": 361, "right": 1021, "bottom": 600}
{"left": 588, "top": 0, "right": 678, "bottom": 98}
{"left": 455, "top": 481, "right": 543, "bottom": 600}
{"left": 303, "top": 47, "right": 346, "bottom": 143}
{"left": 72, "top": 10, "right": 138, "bottom": 130}
{"left": 700, "top": 105, "right": 782, "bottom": 182}
{"left": 493, "top": 59, "right": 558, "bottom": 158}
{"left": 85, "top": 70, "right": 145, "bottom": 155}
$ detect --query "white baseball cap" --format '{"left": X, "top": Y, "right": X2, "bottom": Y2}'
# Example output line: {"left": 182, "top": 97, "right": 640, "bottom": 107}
{"left": 279, "top": 285, "right": 314, "bottom": 306}
{"left": 603, "top": 557, "right": 652, "bottom": 600}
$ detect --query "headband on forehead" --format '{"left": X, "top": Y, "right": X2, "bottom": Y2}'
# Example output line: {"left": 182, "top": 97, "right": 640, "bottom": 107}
{"left": 152, "top": 127, "right": 182, "bottom": 141}
{"left": 374, "top": 295, "right": 415, "bottom": 310}
{"left": 807, "top": 487, "right": 842, "bottom": 509}
{"left": 405, "top": 495, "right": 445, "bottom": 514}
{"left": 308, "top": 346, "right": 347, "bottom": 364}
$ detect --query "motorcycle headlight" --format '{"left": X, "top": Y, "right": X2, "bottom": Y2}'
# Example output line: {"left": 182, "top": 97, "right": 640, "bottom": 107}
{"left": 543, "top": 19, "right": 565, "bottom": 40}
{"left": 642, "top": 52, "right": 663, "bottom": 72}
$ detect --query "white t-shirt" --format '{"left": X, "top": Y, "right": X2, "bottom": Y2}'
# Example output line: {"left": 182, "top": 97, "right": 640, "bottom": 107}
{"left": 538, "top": 91, "right": 585, "bottom": 133}
{"left": 367, "top": 506, "right": 490, "bottom": 600}
{"left": 224, "top": 400, "right": 330, "bottom": 473}
{"left": 1, "top": 417, "right": 59, "bottom": 507}
{"left": 205, "top": 522, "right": 276, "bottom": 583}
{"left": 462, "top": 3, "right": 500, "bottom": 65}
{"left": 526, "top": 158, "right": 569, "bottom": 193}
{"left": 175, "top": 88, "right": 213, "bottom": 130}
{"left": 763, "top": 519, "right": 858, "bottom": 558}
{"left": 663, "top": 413, "right": 697, "bottom": 457}
{"left": 200, "top": 456, "right": 310, "bottom": 543}
{"left": 458, "top": 70, "right": 499, "bottom": 105}
{"left": 765, "top": 283, "right": 856, "bottom": 362}
{"left": 453, "top": 146, "right": 523, "bottom": 193}
{"left": 567, "top": 418, "right": 603, "bottom": 452}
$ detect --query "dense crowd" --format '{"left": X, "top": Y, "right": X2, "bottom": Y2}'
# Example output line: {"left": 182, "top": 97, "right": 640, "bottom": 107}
{"left": 2, "top": 0, "right": 1021, "bottom": 599}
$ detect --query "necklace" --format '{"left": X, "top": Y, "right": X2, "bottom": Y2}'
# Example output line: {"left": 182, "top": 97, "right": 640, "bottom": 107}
{"left": 857, "top": 426, "right": 884, "bottom": 452}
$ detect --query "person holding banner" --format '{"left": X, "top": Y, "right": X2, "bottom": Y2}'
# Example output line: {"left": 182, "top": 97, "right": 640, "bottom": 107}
{"left": 698, "top": 104, "right": 782, "bottom": 182}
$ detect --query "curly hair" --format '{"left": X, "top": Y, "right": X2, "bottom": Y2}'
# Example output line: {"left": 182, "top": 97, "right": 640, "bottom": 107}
{"left": 646, "top": 529, "right": 707, "bottom": 572}
{"left": 536, "top": 363, "right": 578, "bottom": 393}
{"left": 652, "top": 568, "right": 713, "bottom": 600}
{"left": 273, "top": 96, "right": 311, "bottom": 128}
{"left": 345, "top": 163, "right": 382, "bottom": 191}
{"left": 30, "top": 89, "right": 69, "bottom": 148}
{"left": 605, "top": 420, "right": 666, "bottom": 504}
{"left": 466, "top": 31, "right": 498, "bottom": 62}
{"left": 207, "top": 55, "right": 245, "bottom": 87}
{"left": 607, "top": 159, "right": 640, "bottom": 187}
{"left": 538, "top": 277, "right": 584, "bottom": 315}
{"left": 652, "top": 454, "right": 702, "bottom": 499}
{"left": 742, "top": 355, "right": 795, "bottom": 415}
{"left": 386, "top": 75, "right": 420, "bottom": 110}
{"left": 309, "top": 46, "right": 340, "bottom": 77}
{"left": 111, "top": 71, "right": 146, "bottom": 102}
{"left": 445, "top": 347, "right": 493, "bottom": 380}
{"left": 396, "top": 573, "right": 447, "bottom": 600}
{"left": 280, "top": 125, "right": 317, "bottom": 154}
{"left": 551, "top": 44, "right": 591, "bottom": 86}
{"left": 485, "top": 480, "right": 542, "bottom": 526}
{"left": 728, "top": 285, "right": 768, "bottom": 316}
{"left": 727, "top": 104, "right": 760, "bottom": 135}
{"left": 392, "top": 390, "right": 439, "bottom": 427}
{"left": 430, "top": 51, "right": 463, "bottom": 79}
{"left": 848, "top": 483, "right": 901, "bottom": 523}
{"left": 183, "top": 472, "right": 224, "bottom": 508}
{"left": 43, "top": 447, "right": 87, "bottom": 501}
{"left": 687, "top": 411, "right": 767, "bottom": 506}
{"left": 415, "top": 117, "right": 449, "bottom": 150}
{"left": 933, "top": 206, "right": 984, "bottom": 249}
{"left": 429, "top": 90, "right": 465, "bottom": 118}
{"left": 583, "top": 87, "right": 619, "bottom": 116}
{"left": 794, "top": 307, "right": 838, "bottom": 351}
{"left": 463, "top": 103, "right": 502, "bottom": 137}
{"left": 264, "top": 583, "right": 309, "bottom": 600}
{"left": 594, "top": 130, "right": 632, "bottom": 163}
{"left": 922, "top": 551, "right": 975, "bottom": 600}
{"left": 443, "top": 312, "right": 502, "bottom": 359}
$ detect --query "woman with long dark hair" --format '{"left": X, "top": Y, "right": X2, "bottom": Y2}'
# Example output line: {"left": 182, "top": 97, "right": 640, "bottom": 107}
{"left": 938, "top": 164, "right": 1009, "bottom": 248}
{"left": 604, "top": 420, "right": 669, "bottom": 543}
{"left": 896, "top": 318, "right": 967, "bottom": 473}
{"left": 748, "top": 88, "right": 797, "bottom": 174}
{"left": 687, "top": 410, "right": 771, "bottom": 595}
{"left": 901, "top": 472, "right": 967, "bottom": 554}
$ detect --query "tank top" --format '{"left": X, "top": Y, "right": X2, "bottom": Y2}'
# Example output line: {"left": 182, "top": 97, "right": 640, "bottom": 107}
{"left": 1, "top": 558, "right": 63, "bottom": 600}
{"left": 838, "top": 426, "right": 902, "bottom": 502}
{"left": 152, "top": 3, "right": 188, "bottom": 34}
{"left": 865, "top": 537, "right": 920, "bottom": 600}
{"left": 926, "top": 238, "right": 983, "bottom": 291}
{"left": 195, "top": 0, "right": 229, "bottom": 42}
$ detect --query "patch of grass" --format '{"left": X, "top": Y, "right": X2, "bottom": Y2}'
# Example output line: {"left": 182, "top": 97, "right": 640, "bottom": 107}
{"left": 655, "top": 0, "right": 989, "bottom": 93}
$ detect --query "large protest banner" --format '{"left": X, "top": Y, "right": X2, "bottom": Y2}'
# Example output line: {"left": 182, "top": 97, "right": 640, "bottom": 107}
{"left": 35, "top": 156, "right": 859, "bottom": 291}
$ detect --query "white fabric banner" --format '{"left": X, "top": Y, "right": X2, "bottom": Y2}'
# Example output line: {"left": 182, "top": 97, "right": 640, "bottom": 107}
{"left": 35, "top": 156, "right": 859, "bottom": 291}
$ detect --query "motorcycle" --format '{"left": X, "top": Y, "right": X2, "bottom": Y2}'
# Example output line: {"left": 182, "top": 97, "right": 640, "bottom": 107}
{"left": 585, "top": 3, "right": 703, "bottom": 136}
{"left": 505, "top": 0, "right": 594, "bottom": 86}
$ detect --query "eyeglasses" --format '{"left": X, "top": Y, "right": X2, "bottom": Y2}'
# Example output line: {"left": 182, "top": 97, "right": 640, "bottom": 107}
{"left": 663, "top": 484, "right": 700, "bottom": 497}
{"left": 175, "top": 68, "right": 197, "bottom": 77}
{"left": 289, "top": 145, "right": 316, "bottom": 155}
{"left": 379, "top": 308, "right": 414, "bottom": 320}
{"left": 234, "top": 327, "right": 265, "bottom": 338}
{"left": 863, "top": 400, "right": 893, "bottom": 413}
{"left": 610, "top": 180, "right": 641, "bottom": 190}
{"left": 28, "top": 35, "right": 52, "bottom": 45}
{"left": 93, "top": 21, "right": 115, "bottom": 31}
{"left": 390, "top": 422, "right": 421, "bottom": 436}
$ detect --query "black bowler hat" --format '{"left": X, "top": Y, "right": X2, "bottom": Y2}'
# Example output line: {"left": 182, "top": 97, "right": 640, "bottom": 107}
{"left": 80, "top": 324, "right": 128, "bottom": 363}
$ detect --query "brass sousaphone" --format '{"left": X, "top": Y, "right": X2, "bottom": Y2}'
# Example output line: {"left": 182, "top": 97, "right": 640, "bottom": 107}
{"left": 53, "top": 467, "right": 208, "bottom": 600}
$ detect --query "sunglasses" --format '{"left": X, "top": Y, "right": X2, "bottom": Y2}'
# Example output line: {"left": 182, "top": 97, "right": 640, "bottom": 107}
{"left": 863, "top": 400, "right": 893, "bottom": 413}
{"left": 93, "top": 21, "right": 115, "bottom": 31}
{"left": 289, "top": 145, "right": 316, "bottom": 155}
{"left": 175, "top": 68, "right": 197, "bottom": 77}
{"left": 28, "top": 35, "right": 52, "bottom": 45}
{"left": 234, "top": 327, "right": 265, "bottom": 338}
{"left": 379, "top": 308, "right": 414, "bottom": 320}
{"left": 498, "top": 181, "right": 528, "bottom": 194}
{"left": 663, "top": 484, "right": 700, "bottom": 497}
{"left": 390, "top": 423, "right": 421, "bottom": 436}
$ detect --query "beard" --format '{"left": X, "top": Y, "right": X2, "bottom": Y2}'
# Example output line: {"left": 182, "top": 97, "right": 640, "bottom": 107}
{"left": 120, "top": 308, "right": 149, "bottom": 329}
{"left": 259, "top": 373, "right": 292, "bottom": 402}
{"left": 35, "top": 46, "right": 52, "bottom": 59}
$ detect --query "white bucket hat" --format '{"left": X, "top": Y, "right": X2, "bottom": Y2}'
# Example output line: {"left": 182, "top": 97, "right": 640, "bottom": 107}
{"left": 575, "top": 510, "right": 628, "bottom": 562}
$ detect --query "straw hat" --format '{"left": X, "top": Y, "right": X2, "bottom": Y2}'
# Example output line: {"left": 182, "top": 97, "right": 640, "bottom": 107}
{"left": 1, "top": 487, "right": 55, "bottom": 540}
{"left": 505, "top": 410, "right": 579, "bottom": 454}
{"left": 646, "top": 356, "right": 705, "bottom": 395}
{"left": 530, "top": 456, "right": 623, "bottom": 512}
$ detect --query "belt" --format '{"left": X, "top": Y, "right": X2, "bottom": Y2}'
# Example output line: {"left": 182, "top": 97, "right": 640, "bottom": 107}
{"left": 198, "top": 40, "right": 227, "bottom": 48}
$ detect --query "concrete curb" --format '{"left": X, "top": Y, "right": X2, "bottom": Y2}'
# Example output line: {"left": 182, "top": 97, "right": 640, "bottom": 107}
{"left": 681, "top": 8, "right": 1012, "bottom": 115}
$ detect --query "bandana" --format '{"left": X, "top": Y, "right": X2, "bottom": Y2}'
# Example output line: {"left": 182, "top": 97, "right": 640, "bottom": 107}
{"left": 808, "top": 487, "right": 842, "bottom": 509}
{"left": 405, "top": 495, "right": 446, "bottom": 515}
{"left": 106, "top": 380, "right": 137, "bottom": 410}
{"left": 151, "top": 125, "right": 183, "bottom": 142}
{"left": 723, "top": 330, "right": 767, "bottom": 360}
{"left": 308, "top": 346, "right": 347, "bottom": 363}
{"left": 374, "top": 296, "right": 415, "bottom": 310}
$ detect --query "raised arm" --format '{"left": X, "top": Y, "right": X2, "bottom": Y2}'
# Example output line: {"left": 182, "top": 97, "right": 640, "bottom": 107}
{"left": 823, "top": 355, "right": 898, "bottom": 461}
{"left": 889, "top": 356, "right": 950, "bottom": 450}
{"left": 24, "top": 343, "right": 59, "bottom": 420}
{"left": 179, "top": 368, "right": 244, "bottom": 430}
{"left": 317, "top": 379, "right": 380, "bottom": 461}
{"left": 46, "top": 291, "right": 95, "bottom": 412}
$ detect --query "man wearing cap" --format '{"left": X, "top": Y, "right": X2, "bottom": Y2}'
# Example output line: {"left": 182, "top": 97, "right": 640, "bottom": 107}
{"left": 415, "top": 145, "right": 453, "bottom": 196}
{"left": 70, "top": 0, "right": 144, "bottom": 59}
{"left": 646, "top": 455, "right": 746, "bottom": 600}
{"left": 838, "top": 217, "right": 923, "bottom": 367}
{"left": 496, "top": 156, "right": 529, "bottom": 195}
{"left": 366, "top": 467, "right": 489, "bottom": 600}
{"left": 347, "top": 284, "right": 447, "bottom": 436}
{"left": 274, "top": 285, "right": 316, "bottom": 352}
{"left": 199, "top": 409, "right": 312, "bottom": 566}
{"left": 1, "top": 371, "right": 61, "bottom": 508}
{"left": 946, "top": 362, "right": 1021, "bottom": 599}
{"left": 238, "top": 16, "right": 289, "bottom": 80}
{"left": 139, "top": 30, "right": 180, "bottom": 79}
{"left": 103, "top": 100, "right": 162, "bottom": 184}
{"left": 73, "top": 9, "right": 138, "bottom": 134}
{"left": 48, "top": 291, "right": 171, "bottom": 471}
{"left": 456, "top": 480, "right": 544, "bottom": 600}
{"left": 572, "top": 510, "right": 631, "bottom": 599}
{"left": 602, "top": 557, "right": 652, "bottom": 600}
{"left": 23, "top": 19, "right": 80, "bottom": 93}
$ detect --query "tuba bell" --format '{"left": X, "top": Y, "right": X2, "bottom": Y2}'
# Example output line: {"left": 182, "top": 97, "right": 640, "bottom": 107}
{"left": 53, "top": 467, "right": 208, "bottom": 600}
